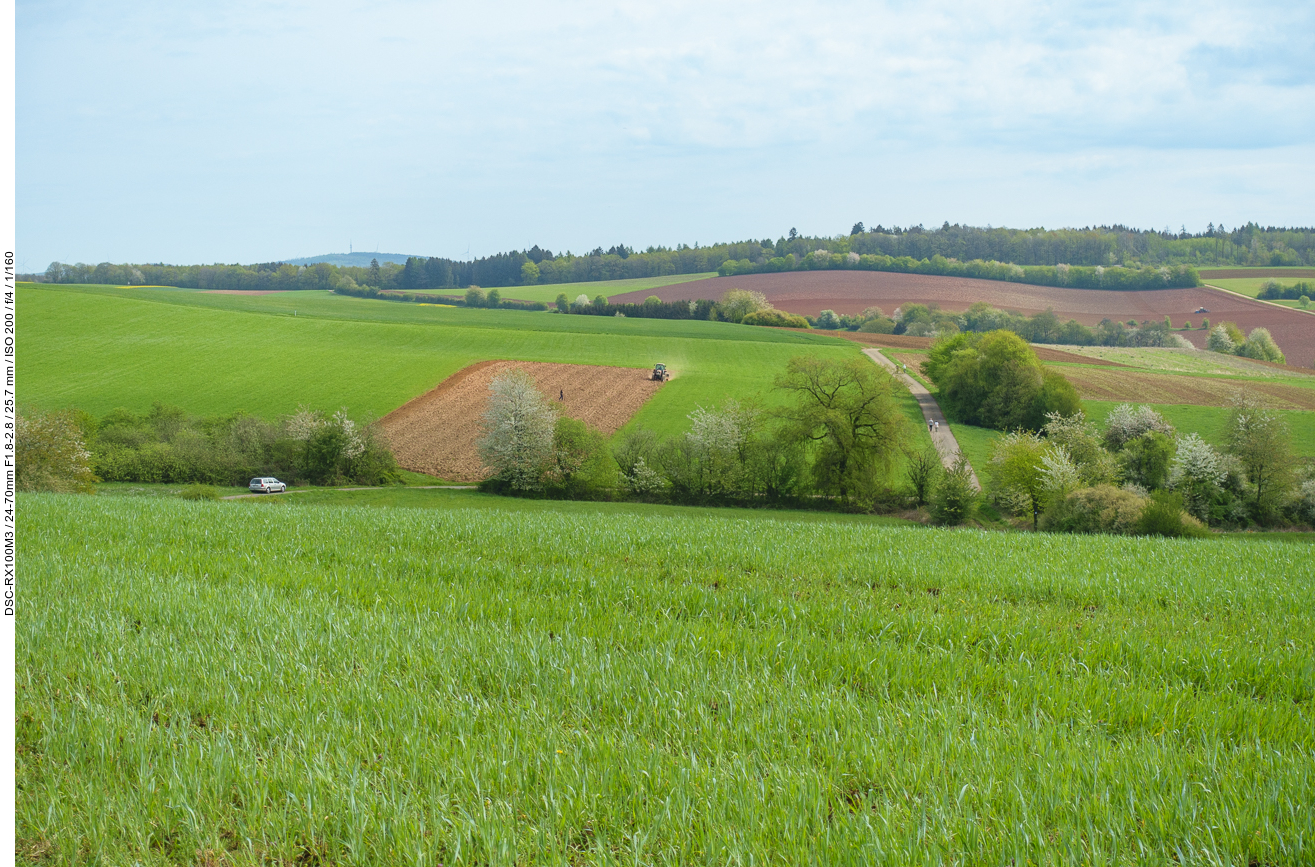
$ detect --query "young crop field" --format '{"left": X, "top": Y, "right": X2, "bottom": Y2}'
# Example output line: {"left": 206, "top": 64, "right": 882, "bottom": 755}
{"left": 19, "top": 283, "right": 855, "bottom": 438}
{"left": 415, "top": 272, "right": 718, "bottom": 305}
{"left": 1203, "top": 278, "right": 1283, "bottom": 299}
{"left": 19, "top": 493, "right": 1315, "bottom": 864}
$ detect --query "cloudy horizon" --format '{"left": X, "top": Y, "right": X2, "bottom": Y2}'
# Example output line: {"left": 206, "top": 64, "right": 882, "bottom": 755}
{"left": 17, "top": 0, "right": 1314, "bottom": 271}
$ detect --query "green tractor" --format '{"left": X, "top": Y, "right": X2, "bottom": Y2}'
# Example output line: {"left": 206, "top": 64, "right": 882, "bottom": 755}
{"left": 651, "top": 363, "right": 671, "bottom": 382}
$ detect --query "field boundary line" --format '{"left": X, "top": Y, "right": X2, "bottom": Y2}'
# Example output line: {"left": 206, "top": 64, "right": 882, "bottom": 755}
{"left": 1203, "top": 282, "right": 1315, "bottom": 317}
{"left": 862, "top": 348, "right": 981, "bottom": 490}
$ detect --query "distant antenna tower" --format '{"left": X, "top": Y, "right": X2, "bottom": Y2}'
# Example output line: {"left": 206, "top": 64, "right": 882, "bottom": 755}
{"left": 350, "top": 241, "right": 353, "bottom": 253}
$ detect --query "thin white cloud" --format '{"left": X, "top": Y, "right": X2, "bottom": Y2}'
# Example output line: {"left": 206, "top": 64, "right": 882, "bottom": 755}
{"left": 16, "top": 0, "right": 1314, "bottom": 268}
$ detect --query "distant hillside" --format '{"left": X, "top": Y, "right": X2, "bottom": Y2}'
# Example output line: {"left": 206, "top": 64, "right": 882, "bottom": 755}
{"left": 284, "top": 252, "right": 424, "bottom": 267}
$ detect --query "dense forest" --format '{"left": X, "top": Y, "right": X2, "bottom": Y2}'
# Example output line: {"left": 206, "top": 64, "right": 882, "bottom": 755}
{"left": 35, "top": 222, "right": 1310, "bottom": 293}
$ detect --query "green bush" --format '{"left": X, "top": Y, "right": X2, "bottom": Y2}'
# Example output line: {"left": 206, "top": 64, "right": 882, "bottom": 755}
{"left": 1041, "top": 485, "right": 1146, "bottom": 535}
{"left": 929, "top": 457, "right": 978, "bottom": 525}
{"left": 813, "top": 309, "right": 842, "bottom": 330}
{"left": 179, "top": 484, "right": 219, "bottom": 500}
{"left": 926, "top": 330, "right": 1081, "bottom": 431}
{"left": 742, "top": 308, "right": 810, "bottom": 328}
{"left": 1137, "top": 491, "right": 1211, "bottom": 538}
{"left": 1119, "top": 431, "right": 1175, "bottom": 490}
{"left": 548, "top": 416, "right": 617, "bottom": 499}
{"left": 857, "top": 316, "right": 897, "bottom": 334}
{"left": 88, "top": 404, "right": 397, "bottom": 487}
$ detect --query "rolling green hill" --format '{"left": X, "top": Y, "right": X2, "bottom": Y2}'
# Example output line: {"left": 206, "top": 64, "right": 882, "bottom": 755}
{"left": 20, "top": 283, "right": 852, "bottom": 437}
{"left": 20, "top": 493, "right": 1315, "bottom": 864}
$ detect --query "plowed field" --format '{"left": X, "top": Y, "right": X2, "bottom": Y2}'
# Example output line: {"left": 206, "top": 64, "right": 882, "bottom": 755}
{"left": 610, "top": 271, "right": 1315, "bottom": 367}
{"left": 380, "top": 361, "right": 664, "bottom": 481}
{"left": 1057, "top": 368, "right": 1315, "bottom": 410}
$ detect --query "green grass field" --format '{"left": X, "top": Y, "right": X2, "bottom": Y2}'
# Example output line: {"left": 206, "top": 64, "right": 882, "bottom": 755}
{"left": 20, "top": 493, "right": 1315, "bottom": 865}
{"left": 20, "top": 283, "right": 853, "bottom": 438}
{"left": 416, "top": 272, "right": 719, "bottom": 304}
{"left": 1203, "top": 277, "right": 1299, "bottom": 299}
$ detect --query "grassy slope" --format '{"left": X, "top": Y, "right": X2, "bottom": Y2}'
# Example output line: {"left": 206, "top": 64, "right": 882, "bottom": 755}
{"left": 424, "top": 272, "right": 719, "bottom": 303}
{"left": 1204, "top": 277, "right": 1274, "bottom": 298}
{"left": 19, "top": 494, "right": 1314, "bottom": 865}
{"left": 21, "top": 284, "right": 853, "bottom": 438}
{"left": 226, "top": 484, "right": 918, "bottom": 524}
{"left": 1202, "top": 277, "right": 1315, "bottom": 312}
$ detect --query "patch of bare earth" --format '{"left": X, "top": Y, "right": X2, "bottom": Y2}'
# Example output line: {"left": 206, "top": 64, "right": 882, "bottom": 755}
{"left": 1056, "top": 368, "right": 1315, "bottom": 410}
{"left": 380, "top": 361, "right": 665, "bottom": 482}
{"left": 611, "top": 271, "right": 1315, "bottom": 367}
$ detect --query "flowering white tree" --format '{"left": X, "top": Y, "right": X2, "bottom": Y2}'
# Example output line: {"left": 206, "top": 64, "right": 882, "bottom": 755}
{"left": 285, "top": 407, "right": 365, "bottom": 458}
{"left": 1207, "top": 325, "right": 1236, "bottom": 354}
{"left": 16, "top": 409, "right": 96, "bottom": 493}
{"left": 717, "top": 289, "right": 771, "bottom": 323}
{"left": 1103, "top": 404, "right": 1175, "bottom": 450}
{"left": 1168, "top": 433, "right": 1225, "bottom": 520}
{"left": 1039, "top": 444, "right": 1082, "bottom": 502}
{"left": 478, "top": 370, "right": 557, "bottom": 490}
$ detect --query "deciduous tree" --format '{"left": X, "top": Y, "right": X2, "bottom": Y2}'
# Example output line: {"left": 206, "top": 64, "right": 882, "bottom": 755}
{"left": 774, "top": 356, "right": 906, "bottom": 508}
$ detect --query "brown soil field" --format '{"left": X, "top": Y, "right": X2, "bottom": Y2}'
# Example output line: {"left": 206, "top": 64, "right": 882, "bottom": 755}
{"left": 1198, "top": 269, "right": 1315, "bottom": 279}
{"left": 1056, "top": 368, "right": 1315, "bottom": 410}
{"left": 881, "top": 348, "right": 1315, "bottom": 409}
{"left": 610, "top": 271, "right": 1315, "bottom": 368}
{"left": 379, "top": 361, "right": 664, "bottom": 482}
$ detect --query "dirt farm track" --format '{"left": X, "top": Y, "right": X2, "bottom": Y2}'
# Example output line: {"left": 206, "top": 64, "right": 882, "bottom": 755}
{"left": 610, "top": 272, "right": 1315, "bottom": 368}
{"left": 380, "top": 361, "right": 664, "bottom": 482}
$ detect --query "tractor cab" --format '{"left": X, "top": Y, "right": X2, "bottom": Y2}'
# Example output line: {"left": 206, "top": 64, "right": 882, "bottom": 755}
{"left": 652, "top": 363, "right": 670, "bottom": 381}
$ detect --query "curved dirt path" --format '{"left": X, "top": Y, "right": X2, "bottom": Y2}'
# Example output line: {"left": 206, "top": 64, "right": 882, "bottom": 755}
{"left": 862, "top": 348, "right": 981, "bottom": 490}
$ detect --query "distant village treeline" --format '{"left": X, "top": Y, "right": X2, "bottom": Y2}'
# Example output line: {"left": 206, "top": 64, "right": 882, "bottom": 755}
{"left": 36, "top": 222, "right": 1312, "bottom": 292}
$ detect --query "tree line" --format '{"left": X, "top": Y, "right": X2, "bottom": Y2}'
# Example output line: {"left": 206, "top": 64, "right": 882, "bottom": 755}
{"left": 39, "top": 220, "right": 1310, "bottom": 294}
{"left": 718, "top": 253, "right": 1200, "bottom": 290}
{"left": 16, "top": 403, "right": 397, "bottom": 491}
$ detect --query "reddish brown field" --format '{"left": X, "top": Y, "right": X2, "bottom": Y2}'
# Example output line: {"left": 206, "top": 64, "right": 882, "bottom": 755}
{"left": 880, "top": 349, "right": 1315, "bottom": 409}
{"left": 379, "top": 361, "right": 663, "bottom": 482}
{"left": 611, "top": 271, "right": 1315, "bottom": 367}
{"left": 1058, "top": 368, "right": 1315, "bottom": 410}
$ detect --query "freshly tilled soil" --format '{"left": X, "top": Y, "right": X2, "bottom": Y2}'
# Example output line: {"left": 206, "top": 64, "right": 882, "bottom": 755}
{"left": 1057, "top": 368, "right": 1315, "bottom": 410}
{"left": 610, "top": 271, "right": 1315, "bottom": 367}
{"left": 379, "top": 361, "right": 665, "bottom": 482}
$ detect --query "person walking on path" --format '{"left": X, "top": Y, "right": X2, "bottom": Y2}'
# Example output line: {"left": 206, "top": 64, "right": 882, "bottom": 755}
{"left": 861, "top": 347, "right": 981, "bottom": 491}
{"left": 559, "top": 388, "right": 564, "bottom": 401}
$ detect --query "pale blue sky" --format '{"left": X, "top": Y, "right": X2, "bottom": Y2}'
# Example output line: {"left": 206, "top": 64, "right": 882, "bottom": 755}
{"left": 17, "top": 0, "right": 1314, "bottom": 270}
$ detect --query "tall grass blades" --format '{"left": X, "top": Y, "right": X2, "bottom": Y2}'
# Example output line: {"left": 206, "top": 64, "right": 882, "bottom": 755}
{"left": 17, "top": 494, "right": 1315, "bottom": 864}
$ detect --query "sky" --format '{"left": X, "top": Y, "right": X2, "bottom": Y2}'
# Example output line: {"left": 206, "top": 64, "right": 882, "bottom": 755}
{"left": 16, "top": 0, "right": 1315, "bottom": 271}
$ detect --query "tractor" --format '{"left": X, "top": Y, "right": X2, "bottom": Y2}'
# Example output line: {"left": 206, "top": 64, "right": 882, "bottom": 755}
{"left": 651, "top": 363, "right": 671, "bottom": 382}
